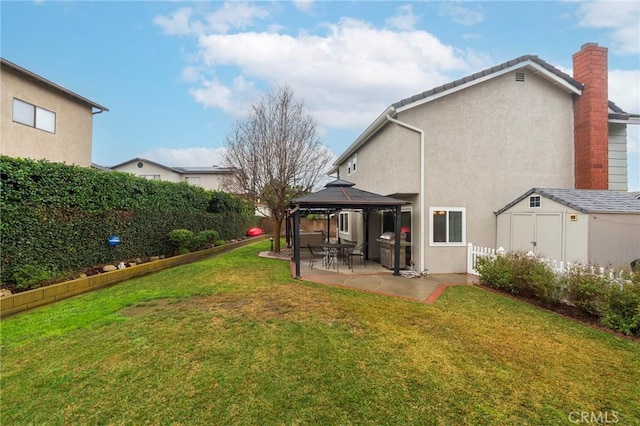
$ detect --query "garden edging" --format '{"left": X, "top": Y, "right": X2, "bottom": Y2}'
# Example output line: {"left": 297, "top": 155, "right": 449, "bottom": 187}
{"left": 0, "top": 236, "right": 267, "bottom": 319}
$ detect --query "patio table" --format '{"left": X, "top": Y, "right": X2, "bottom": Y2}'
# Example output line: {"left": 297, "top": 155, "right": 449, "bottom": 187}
{"left": 322, "top": 243, "right": 355, "bottom": 271}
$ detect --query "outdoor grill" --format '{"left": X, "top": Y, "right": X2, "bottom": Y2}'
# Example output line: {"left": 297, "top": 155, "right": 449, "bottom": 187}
{"left": 376, "top": 232, "right": 409, "bottom": 270}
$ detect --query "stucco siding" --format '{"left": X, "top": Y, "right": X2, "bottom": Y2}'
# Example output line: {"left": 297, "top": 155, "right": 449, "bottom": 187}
{"left": 608, "top": 123, "right": 628, "bottom": 192}
{"left": 337, "top": 123, "right": 420, "bottom": 196}
{"left": 402, "top": 71, "right": 575, "bottom": 272}
{"left": 1, "top": 67, "right": 94, "bottom": 166}
{"left": 114, "top": 161, "right": 182, "bottom": 182}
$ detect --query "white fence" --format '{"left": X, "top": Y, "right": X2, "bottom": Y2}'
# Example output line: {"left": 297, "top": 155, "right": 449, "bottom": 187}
{"left": 467, "top": 242, "right": 627, "bottom": 279}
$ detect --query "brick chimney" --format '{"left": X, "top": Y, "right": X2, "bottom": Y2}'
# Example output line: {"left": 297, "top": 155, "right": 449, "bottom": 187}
{"left": 573, "top": 43, "right": 609, "bottom": 189}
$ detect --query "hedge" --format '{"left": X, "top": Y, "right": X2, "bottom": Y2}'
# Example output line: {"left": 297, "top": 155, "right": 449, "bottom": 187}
{"left": 0, "top": 156, "right": 258, "bottom": 288}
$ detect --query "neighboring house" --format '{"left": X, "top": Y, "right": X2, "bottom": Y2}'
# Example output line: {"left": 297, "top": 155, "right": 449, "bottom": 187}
{"left": 0, "top": 58, "right": 108, "bottom": 167}
{"left": 496, "top": 188, "right": 640, "bottom": 268}
{"left": 330, "top": 43, "right": 640, "bottom": 274}
{"left": 107, "top": 157, "right": 235, "bottom": 191}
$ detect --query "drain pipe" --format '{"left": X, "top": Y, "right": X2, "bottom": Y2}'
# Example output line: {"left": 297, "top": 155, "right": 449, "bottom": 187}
{"left": 386, "top": 113, "right": 426, "bottom": 274}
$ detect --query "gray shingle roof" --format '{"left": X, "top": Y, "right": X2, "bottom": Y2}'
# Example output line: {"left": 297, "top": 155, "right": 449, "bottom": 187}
{"left": 496, "top": 188, "right": 640, "bottom": 215}
{"left": 391, "top": 54, "right": 631, "bottom": 118}
{"left": 291, "top": 179, "right": 410, "bottom": 209}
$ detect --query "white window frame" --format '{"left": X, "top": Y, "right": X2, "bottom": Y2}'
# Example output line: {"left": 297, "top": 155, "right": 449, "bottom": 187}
{"left": 529, "top": 196, "right": 541, "bottom": 208}
{"left": 429, "top": 207, "right": 466, "bottom": 246}
{"left": 347, "top": 154, "right": 357, "bottom": 175}
{"left": 185, "top": 176, "right": 201, "bottom": 186}
{"left": 140, "top": 174, "right": 160, "bottom": 180}
{"left": 12, "top": 98, "right": 56, "bottom": 133}
{"left": 338, "top": 211, "right": 351, "bottom": 238}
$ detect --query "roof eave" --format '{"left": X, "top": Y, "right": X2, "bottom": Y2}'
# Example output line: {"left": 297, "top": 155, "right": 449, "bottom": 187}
{"left": 1, "top": 58, "right": 109, "bottom": 112}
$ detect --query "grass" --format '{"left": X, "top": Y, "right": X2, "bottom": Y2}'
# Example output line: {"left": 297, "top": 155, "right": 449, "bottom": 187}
{"left": 1, "top": 240, "right": 639, "bottom": 425}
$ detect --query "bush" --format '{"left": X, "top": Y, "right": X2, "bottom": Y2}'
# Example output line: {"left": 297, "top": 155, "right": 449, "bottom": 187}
{"left": 168, "top": 229, "right": 194, "bottom": 254}
{"left": 214, "top": 240, "right": 226, "bottom": 247}
{"left": 478, "top": 253, "right": 640, "bottom": 337}
{"left": 191, "top": 230, "right": 220, "bottom": 250}
{"left": 12, "top": 264, "right": 56, "bottom": 291}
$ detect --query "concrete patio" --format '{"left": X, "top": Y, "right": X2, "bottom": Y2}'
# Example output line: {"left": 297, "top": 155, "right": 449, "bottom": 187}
{"left": 259, "top": 250, "right": 479, "bottom": 303}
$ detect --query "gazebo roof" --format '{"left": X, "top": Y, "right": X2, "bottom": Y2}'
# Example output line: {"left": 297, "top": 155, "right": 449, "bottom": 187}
{"left": 291, "top": 179, "right": 410, "bottom": 210}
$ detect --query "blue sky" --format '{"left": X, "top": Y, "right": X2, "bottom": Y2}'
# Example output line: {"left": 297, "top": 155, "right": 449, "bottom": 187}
{"left": 2, "top": 1, "right": 639, "bottom": 190}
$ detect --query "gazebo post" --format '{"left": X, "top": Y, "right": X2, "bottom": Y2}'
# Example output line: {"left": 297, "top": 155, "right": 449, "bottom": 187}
{"left": 293, "top": 207, "right": 301, "bottom": 278}
{"left": 326, "top": 210, "right": 331, "bottom": 242}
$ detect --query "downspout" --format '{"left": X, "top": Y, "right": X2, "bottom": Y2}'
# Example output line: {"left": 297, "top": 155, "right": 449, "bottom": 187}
{"left": 385, "top": 114, "right": 426, "bottom": 274}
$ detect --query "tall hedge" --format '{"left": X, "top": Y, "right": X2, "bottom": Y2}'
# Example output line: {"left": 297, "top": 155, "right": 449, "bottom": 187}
{"left": 0, "top": 156, "right": 257, "bottom": 287}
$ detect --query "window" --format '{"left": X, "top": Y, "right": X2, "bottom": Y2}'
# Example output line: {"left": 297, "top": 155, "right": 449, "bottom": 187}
{"left": 140, "top": 175, "right": 160, "bottom": 180}
{"left": 347, "top": 154, "right": 357, "bottom": 175}
{"left": 185, "top": 177, "right": 201, "bottom": 186}
{"left": 429, "top": 207, "right": 466, "bottom": 246}
{"left": 339, "top": 212, "right": 349, "bottom": 233}
{"left": 12, "top": 98, "right": 56, "bottom": 133}
{"left": 529, "top": 196, "right": 541, "bottom": 208}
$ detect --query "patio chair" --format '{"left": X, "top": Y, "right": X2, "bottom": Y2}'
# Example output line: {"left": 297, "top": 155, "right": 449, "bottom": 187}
{"left": 307, "top": 244, "right": 326, "bottom": 269}
{"left": 350, "top": 242, "right": 368, "bottom": 268}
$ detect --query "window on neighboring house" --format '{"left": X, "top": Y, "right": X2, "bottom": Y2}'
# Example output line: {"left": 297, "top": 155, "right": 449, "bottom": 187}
{"left": 430, "top": 207, "right": 465, "bottom": 246}
{"left": 339, "top": 212, "right": 349, "bottom": 233}
{"left": 185, "top": 177, "right": 201, "bottom": 186}
{"left": 529, "top": 196, "right": 541, "bottom": 208}
{"left": 12, "top": 98, "right": 56, "bottom": 133}
{"left": 140, "top": 175, "right": 160, "bottom": 180}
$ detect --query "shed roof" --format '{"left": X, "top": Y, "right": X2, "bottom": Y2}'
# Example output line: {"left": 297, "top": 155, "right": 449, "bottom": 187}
{"left": 291, "top": 179, "right": 410, "bottom": 210}
{"left": 496, "top": 188, "right": 640, "bottom": 215}
{"left": 109, "top": 158, "right": 236, "bottom": 175}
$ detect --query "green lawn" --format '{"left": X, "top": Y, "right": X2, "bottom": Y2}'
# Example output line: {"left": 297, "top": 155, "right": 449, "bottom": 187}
{"left": 1, "top": 241, "right": 639, "bottom": 425}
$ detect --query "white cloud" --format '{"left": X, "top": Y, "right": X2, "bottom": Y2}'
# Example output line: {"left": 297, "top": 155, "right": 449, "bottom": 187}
{"left": 292, "top": 0, "right": 313, "bottom": 13}
{"left": 386, "top": 4, "right": 419, "bottom": 31}
{"left": 154, "top": 2, "right": 269, "bottom": 36}
{"left": 438, "top": 3, "right": 484, "bottom": 26}
{"left": 140, "top": 147, "right": 227, "bottom": 167}
{"left": 576, "top": 1, "right": 640, "bottom": 55}
{"left": 184, "top": 17, "right": 471, "bottom": 128}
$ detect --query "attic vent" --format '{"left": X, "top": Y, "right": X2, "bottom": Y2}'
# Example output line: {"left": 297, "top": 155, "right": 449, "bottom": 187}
{"left": 515, "top": 72, "right": 525, "bottom": 82}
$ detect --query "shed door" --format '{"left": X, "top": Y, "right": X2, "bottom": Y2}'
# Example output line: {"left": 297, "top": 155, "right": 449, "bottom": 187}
{"left": 535, "top": 214, "right": 562, "bottom": 260}
{"left": 510, "top": 213, "right": 563, "bottom": 260}
{"left": 511, "top": 214, "right": 535, "bottom": 253}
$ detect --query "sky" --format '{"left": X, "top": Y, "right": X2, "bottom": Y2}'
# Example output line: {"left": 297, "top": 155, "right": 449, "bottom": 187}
{"left": 1, "top": 0, "right": 639, "bottom": 190}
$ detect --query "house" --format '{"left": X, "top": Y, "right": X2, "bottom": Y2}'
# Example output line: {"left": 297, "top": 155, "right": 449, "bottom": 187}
{"left": 107, "top": 157, "right": 235, "bottom": 191}
{"left": 0, "top": 58, "right": 108, "bottom": 167}
{"left": 329, "top": 43, "right": 639, "bottom": 274}
{"left": 496, "top": 188, "right": 640, "bottom": 268}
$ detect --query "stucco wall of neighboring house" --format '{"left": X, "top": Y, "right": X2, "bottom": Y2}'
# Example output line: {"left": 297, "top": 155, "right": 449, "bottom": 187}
{"left": 191, "top": 174, "right": 228, "bottom": 191}
{"left": 608, "top": 123, "right": 629, "bottom": 192}
{"left": 1, "top": 66, "right": 94, "bottom": 166}
{"left": 588, "top": 213, "right": 640, "bottom": 268}
{"left": 113, "top": 161, "right": 182, "bottom": 182}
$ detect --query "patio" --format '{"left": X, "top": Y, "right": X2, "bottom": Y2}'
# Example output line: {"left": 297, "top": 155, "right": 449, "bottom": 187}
{"left": 260, "top": 249, "right": 478, "bottom": 303}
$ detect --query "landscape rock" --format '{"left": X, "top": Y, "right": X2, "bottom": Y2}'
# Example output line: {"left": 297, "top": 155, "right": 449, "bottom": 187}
{"left": 103, "top": 265, "right": 118, "bottom": 272}
{"left": 1, "top": 288, "right": 12, "bottom": 298}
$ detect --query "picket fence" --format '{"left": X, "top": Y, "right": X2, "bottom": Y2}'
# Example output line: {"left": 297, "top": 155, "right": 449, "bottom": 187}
{"left": 466, "top": 243, "right": 625, "bottom": 279}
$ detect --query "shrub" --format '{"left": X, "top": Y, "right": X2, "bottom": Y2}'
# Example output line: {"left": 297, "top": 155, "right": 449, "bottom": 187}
{"left": 12, "top": 264, "right": 56, "bottom": 291}
{"left": 168, "top": 229, "right": 194, "bottom": 254}
{"left": 214, "top": 239, "right": 226, "bottom": 247}
{"left": 191, "top": 230, "right": 220, "bottom": 250}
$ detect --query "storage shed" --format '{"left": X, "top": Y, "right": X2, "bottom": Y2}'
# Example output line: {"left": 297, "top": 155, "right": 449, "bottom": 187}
{"left": 495, "top": 188, "right": 640, "bottom": 268}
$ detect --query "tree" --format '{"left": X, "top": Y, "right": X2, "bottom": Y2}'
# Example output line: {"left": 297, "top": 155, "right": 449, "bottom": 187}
{"left": 222, "top": 85, "right": 332, "bottom": 252}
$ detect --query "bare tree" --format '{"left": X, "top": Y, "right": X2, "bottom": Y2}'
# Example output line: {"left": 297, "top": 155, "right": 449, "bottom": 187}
{"left": 222, "top": 85, "right": 332, "bottom": 252}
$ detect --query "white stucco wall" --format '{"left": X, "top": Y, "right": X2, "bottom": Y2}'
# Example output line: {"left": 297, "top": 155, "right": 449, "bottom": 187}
{"left": 589, "top": 213, "right": 640, "bottom": 267}
{"left": 114, "top": 161, "right": 182, "bottom": 182}
{"left": 1, "top": 66, "right": 95, "bottom": 166}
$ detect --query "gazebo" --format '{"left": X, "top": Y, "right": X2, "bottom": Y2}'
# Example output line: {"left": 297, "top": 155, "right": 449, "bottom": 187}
{"left": 288, "top": 179, "right": 410, "bottom": 277}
